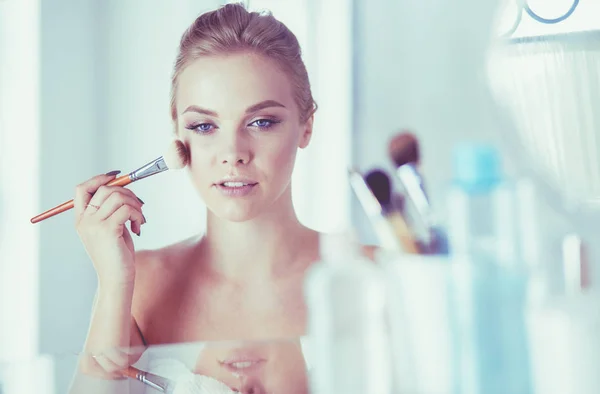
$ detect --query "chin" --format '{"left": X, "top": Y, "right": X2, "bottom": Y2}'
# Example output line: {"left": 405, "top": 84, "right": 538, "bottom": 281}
{"left": 209, "top": 202, "right": 263, "bottom": 223}
{"left": 219, "top": 210, "right": 259, "bottom": 222}
{"left": 202, "top": 185, "right": 287, "bottom": 223}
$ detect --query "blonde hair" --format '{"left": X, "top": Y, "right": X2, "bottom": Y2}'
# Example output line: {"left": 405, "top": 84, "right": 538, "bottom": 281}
{"left": 170, "top": 2, "right": 317, "bottom": 129}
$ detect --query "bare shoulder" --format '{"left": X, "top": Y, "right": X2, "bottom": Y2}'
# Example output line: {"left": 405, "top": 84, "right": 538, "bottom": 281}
{"left": 131, "top": 235, "right": 202, "bottom": 310}
{"left": 134, "top": 234, "right": 201, "bottom": 270}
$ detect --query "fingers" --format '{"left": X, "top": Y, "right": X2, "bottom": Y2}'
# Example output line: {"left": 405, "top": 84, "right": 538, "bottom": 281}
{"left": 74, "top": 175, "right": 147, "bottom": 237}
{"left": 96, "top": 194, "right": 143, "bottom": 223}
{"left": 74, "top": 171, "right": 121, "bottom": 220}
{"left": 111, "top": 204, "right": 145, "bottom": 237}
{"left": 91, "top": 348, "right": 131, "bottom": 379}
{"left": 94, "top": 191, "right": 145, "bottom": 236}
{"left": 88, "top": 186, "right": 144, "bottom": 220}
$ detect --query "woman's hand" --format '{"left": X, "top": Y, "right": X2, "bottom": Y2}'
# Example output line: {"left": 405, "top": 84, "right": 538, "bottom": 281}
{"left": 74, "top": 171, "right": 146, "bottom": 286}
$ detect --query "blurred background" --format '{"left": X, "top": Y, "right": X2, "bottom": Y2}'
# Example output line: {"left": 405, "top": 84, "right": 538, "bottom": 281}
{"left": 1, "top": 0, "right": 600, "bottom": 392}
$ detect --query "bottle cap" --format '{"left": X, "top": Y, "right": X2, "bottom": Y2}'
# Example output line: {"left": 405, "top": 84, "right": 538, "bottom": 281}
{"left": 452, "top": 142, "right": 502, "bottom": 192}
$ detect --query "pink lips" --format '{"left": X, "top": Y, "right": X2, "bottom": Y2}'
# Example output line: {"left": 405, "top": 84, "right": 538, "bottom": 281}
{"left": 219, "top": 346, "right": 266, "bottom": 376}
{"left": 216, "top": 183, "right": 257, "bottom": 197}
{"left": 215, "top": 177, "right": 258, "bottom": 197}
{"left": 221, "top": 356, "right": 266, "bottom": 376}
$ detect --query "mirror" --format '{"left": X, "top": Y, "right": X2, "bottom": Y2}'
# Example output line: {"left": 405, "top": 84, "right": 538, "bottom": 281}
{"left": 487, "top": 0, "right": 600, "bottom": 204}
{"left": 2, "top": 0, "right": 600, "bottom": 393}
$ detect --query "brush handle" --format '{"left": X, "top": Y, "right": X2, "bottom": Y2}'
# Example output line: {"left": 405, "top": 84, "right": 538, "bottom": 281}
{"left": 122, "top": 366, "right": 142, "bottom": 380}
{"left": 387, "top": 212, "right": 422, "bottom": 254}
{"left": 30, "top": 174, "right": 133, "bottom": 224}
{"left": 123, "top": 366, "right": 169, "bottom": 392}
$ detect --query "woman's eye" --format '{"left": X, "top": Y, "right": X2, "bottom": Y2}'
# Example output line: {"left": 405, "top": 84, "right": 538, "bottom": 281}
{"left": 186, "top": 123, "right": 214, "bottom": 134}
{"left": 197, "top": 123, "right": 213, "bottom": 132}
{"left": 250, "top": 118, "right": 280, "bottom": 130}
{"left": 255, "top": 119, "right": 271, "bottom": 127}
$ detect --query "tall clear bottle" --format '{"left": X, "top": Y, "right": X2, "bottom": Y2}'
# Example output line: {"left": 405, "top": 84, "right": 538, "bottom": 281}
{"left": 303, "top": 232, "right": 390, "bottom": 394}
{"left": 447, "top": 143, "right": 532, "bottom": 394}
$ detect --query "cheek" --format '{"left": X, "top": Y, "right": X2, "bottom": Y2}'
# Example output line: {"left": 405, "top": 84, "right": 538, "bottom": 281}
{"left": 266, "top": 352, "right": 309, "bottom": 392}
{"left": 186, "top": 142, "right": 214, "bottom": 186}
{"left": 195, "top": 354, "right": 239, "bottom": 390}
{"left": 261, "top": 139, "right": 298, "bottom": 179}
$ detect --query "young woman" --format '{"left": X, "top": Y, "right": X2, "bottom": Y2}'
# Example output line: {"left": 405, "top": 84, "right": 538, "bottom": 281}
{"left": 73, "top": 3, "right": 371, "bottom": 393}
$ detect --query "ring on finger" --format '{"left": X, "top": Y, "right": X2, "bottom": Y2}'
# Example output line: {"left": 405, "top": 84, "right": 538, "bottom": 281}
{"left": 86, "top": 203, "right": 100, "bottom": 210}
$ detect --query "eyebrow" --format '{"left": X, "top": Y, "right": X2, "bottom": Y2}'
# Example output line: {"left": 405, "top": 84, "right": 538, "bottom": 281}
{"left": 182, "top": 100, "right": 287, "bottom": 117}
{"left": 246, "top": 100, "right": 286, "bottom": 113}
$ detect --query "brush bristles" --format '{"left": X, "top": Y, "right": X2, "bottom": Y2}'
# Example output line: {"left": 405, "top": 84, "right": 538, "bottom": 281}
{"left": 164, "top": 139, "right": 189, "bottom": 170}
{"left": 389, "top": 131, "right": 420, "bottom": 168}
{"left": 365, "top": 169, "right": 392, "bottom": 209}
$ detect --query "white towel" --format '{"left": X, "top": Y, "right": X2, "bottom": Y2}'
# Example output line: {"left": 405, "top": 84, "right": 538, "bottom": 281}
{"left": 147, "top": 358, "right": 235, "bottom": 394}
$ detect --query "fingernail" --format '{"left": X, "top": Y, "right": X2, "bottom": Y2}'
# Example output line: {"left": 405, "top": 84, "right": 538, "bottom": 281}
{"left": 136, "top": 230, "right": 141, "bottom": 237}
{"left": 142, "top": 214, "right": 147, "bottom": 223}
{"left": 105, "top": 170, "right": 121, "bottom": 176}
{"left": 137, "top": 197, "right": 145, "bottom": 204}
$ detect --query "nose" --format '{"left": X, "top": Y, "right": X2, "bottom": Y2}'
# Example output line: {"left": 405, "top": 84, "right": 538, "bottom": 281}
{"left": 218, "top": 131, "right": 251, "bottom": 166}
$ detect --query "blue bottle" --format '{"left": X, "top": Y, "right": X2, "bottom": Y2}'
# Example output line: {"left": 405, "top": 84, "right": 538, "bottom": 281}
{"left": 447, "top": 143, "right": 532, "bottom": 394}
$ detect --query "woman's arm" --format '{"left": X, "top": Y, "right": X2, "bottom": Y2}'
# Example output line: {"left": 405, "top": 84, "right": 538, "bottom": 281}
{"left": 71, "top": 252, "right": 152, "bottom": 387}
{"left": 67, "top": 252, "right": 152, "bottom": 394}
{"left": 77, "top": 283, "right": 146, "bottom": 378}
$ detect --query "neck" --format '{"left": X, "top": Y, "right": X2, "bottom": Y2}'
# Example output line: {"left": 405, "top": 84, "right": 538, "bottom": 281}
{"left": 202, "top": 186, "right": 317, "bottom": 280}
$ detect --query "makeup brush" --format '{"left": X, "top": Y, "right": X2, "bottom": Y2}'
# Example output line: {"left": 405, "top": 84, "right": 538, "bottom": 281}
{"left": 347, "top": 168, "right": 401, "bottom": 251}
{"left": 388, "top": 132, "right": 431, "bottom": 221}
{"left": 123, "top": 366, "right": 176, "bottom": 393}
{"left": 123, "top": 365, "right": 234, "bottom": 394}
{"left": 30, "top": 139, "right": 189, "bottom": 224}
{"left": 364, "top": 169, "right": 422, "bottom": 254}
{"left": 388, "top": 132, "right": 450, "bottom": 254}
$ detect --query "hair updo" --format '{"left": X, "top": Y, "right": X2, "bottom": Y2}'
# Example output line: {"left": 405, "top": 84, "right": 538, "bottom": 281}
{"left": 170, "top": 2, "right": 317, "bottom": 129}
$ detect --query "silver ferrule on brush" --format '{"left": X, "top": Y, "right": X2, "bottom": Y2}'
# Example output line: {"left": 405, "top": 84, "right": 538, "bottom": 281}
{"left": 134, "top": 370, "right": 170, "bottom": 392}
{"left": 395, "top": 163, "right": 433, "bottom": 243}
{"left": 348, "top": 169, "right": 401, "bottom": 251}
{"left": 129, "top": 157, "right": 169, "bottom": 182}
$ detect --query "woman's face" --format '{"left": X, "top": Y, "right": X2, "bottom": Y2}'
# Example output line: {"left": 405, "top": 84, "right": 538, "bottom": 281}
{"left": 194, "top": 340, "right": 309, "bottom": 394}
{"left": 175, "top": 52, "right": 313, "bottom": 222}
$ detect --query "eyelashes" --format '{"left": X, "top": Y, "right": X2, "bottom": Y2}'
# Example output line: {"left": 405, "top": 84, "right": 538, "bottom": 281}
{"left": 184, "top": 118, "right": 282, "bottom": 135}
{"left": 188, "top": 123, "right": 213, "bottom": 133}
{"left": 184, "top": 123, "right": 214, "bottom": 134}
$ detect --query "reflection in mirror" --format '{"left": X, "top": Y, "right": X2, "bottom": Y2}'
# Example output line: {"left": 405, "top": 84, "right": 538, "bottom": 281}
{"left": 67, "top": 339, "right": 309, "bottom": 394}
{"left": 64, "top": 1, "right": 322, "bottom": 390}
{"left": 8, "top": 0, "right": 600, "bottom": 392}
{"left": 0, "top": 0, "right": 356, "bottom": 391}
{"left": 39, "top": 2, "right": 341, "bottom": 394}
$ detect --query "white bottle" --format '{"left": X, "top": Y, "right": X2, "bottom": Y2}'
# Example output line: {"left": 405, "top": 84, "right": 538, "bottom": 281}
{"left": 303, "top": 232, "right": 391, "bottom": 394}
